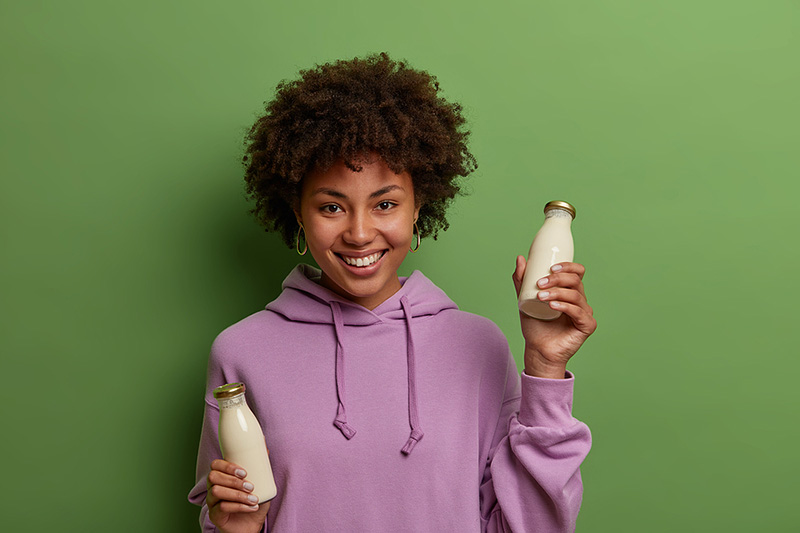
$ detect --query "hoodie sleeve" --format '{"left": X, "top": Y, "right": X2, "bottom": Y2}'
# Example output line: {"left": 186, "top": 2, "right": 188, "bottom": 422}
{"left": 480, "top": 363, "right": 592, "bottom": 533}
{"left": 187, "top": 333, "right": 270, "bottom": 533}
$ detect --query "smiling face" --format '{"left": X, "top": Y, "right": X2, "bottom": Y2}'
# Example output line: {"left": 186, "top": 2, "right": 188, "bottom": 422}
{"left": 296, "top": 157, "right": 420, "bottom": 310}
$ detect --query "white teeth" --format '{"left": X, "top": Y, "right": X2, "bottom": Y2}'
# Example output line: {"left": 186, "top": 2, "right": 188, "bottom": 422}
{"left": 342, "top": 252, "right": 381, "bottom": 267}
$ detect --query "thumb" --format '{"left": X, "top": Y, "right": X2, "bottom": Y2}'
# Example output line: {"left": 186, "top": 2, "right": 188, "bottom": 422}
{"left": 512, "top": 255, "right": 526, "bottom": 297}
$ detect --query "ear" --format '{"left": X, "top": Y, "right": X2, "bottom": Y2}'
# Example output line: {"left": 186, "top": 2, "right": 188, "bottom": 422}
{"left": 413, "top": 203, "right": 421, "bottom": 223}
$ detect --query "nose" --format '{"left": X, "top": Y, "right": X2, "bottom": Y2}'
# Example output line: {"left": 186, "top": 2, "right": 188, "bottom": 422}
{"left": 343, "top": 212, "right": 375, "bottom": 246}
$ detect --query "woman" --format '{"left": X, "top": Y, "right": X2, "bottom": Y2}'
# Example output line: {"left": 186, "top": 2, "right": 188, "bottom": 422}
{"left": 189, "top": 53, "right": 596, "bottom": 533}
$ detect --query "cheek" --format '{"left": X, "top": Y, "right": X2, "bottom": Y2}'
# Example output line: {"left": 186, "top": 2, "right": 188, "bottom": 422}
{"left": 304, "top": 221, "right": 337, "bottom": 249}
{"left": 386, "top": 219, "right": 414, "bottom": 245}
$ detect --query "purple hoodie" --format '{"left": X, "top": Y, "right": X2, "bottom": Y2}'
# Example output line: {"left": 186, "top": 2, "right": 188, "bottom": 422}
{"left": 189, "top": 265, "right": 591, "bottom": 532}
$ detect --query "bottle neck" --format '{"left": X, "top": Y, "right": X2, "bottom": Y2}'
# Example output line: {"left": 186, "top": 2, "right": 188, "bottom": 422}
{"left": 544, "top": 208, "right": 574, "bottom": 224}
{"left": 217, "top": 393, "right": 246, "bottom": 410}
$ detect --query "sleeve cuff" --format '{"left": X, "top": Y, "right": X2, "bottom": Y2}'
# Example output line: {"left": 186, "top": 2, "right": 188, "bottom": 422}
{"left": 517, "top": 371, "right": 576, "bottom": 428}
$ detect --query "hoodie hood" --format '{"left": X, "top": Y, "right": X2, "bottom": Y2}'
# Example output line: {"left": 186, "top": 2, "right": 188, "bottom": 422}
{"left": 267, "top": 264, "right": 458, "bottom": 325}
{"left": 266, "top": 264, "right": 458, "bottom": 453}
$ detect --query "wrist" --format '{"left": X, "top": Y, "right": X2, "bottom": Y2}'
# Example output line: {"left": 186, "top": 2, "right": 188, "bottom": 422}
{"left": 523, "top": 348, "right": 567, "bottom": 379}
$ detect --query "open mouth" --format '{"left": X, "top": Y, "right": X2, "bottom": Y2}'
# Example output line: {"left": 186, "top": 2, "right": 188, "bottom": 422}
{"left": 337, "top": 251, "right": 386, "bottom": 268}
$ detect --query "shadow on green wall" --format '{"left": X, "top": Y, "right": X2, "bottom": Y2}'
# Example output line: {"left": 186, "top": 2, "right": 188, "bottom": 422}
{"left": 171, "top": 178, "right": 306, "bottom": 530}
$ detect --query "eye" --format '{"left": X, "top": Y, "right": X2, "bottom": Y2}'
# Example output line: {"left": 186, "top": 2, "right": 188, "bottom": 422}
{"left": 376, "top": 201, "right": 396, "bottom": 211}
{"left": 321, "top": 204, "right": 341, "bottom": 214}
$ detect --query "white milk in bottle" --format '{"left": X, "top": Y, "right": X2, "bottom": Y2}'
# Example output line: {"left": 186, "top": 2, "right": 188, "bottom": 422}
{"left": 518, "top": 201, "right": 576, "bottom": 320}
{"left": 213, "top": 382, "right": 277, "bottom": 503}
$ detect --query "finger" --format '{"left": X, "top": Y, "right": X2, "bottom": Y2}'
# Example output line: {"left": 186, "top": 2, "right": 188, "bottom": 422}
{"left": 547, "top": 300, "right": 597, "bottom": 335}
{"left": 211, "top": 459, "right": 248, "bottom": 480}
{"left": 536, "top": 287, "right": 589, "bottom": 309}
{"left": 550, "top": 262, "right": 586, "bottom": 280}
{"left": 536, "top": 287, "right": 591, "bottom": 313}
{"left": 206, "top": 459, "right": 252, "bottom": 502}
{"left": 209, "top": 483, "right": 262, "bottom": 509}
{"left": 208, "top": 469, "right": 255, "bottom": 493}
{"left": 210, "top": 498, "right": 261, "bottom": 516}
{"left": 208, "top": 487, "right": 261, "bottom": 512}
{"left": 536, "top": 272, "right": 586, "bottom": 295}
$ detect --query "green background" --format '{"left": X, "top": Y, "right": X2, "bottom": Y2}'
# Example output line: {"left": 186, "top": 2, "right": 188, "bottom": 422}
{"left": 2, "top": 1, "right": 798, "bottom": 531}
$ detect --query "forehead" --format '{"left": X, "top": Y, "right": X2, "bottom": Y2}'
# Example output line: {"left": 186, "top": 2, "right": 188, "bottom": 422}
{"left": 302, "top": 158, "right": 414, "bottom": 197}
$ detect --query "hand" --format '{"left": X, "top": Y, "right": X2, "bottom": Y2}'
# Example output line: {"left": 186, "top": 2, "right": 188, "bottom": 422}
{"left": 512, "top": 256, "right": 597, "bottom": 379}
{"left": 206, "top": 459, "right": 271, "bottom": 533}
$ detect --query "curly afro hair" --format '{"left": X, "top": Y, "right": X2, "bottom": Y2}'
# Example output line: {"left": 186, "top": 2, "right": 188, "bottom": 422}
{"left": 242, "top": 52, "right": 477, "bottom": 247}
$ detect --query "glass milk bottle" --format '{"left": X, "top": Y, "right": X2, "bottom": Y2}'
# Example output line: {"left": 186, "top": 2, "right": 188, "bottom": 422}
{"left": 518, "top": 201, "right": 576, "bottom": 320}
{"left": 213, "top": 382, "right": 277, "bottom": 503}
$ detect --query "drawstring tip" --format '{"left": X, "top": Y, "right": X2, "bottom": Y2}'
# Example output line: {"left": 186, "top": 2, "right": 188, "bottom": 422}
{"left": 401, "top": 431, "right": 424, "bottom": 455}
{"left": 334, "top": 419, "right": 357, "bottom": 440}
{"left": 401, "top": 438, "right": 417, "bottom": 455}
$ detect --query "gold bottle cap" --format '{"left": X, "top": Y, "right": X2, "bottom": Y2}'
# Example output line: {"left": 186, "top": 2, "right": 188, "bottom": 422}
{"left": 213, "top": 382, "right": 246, "bottom": 399}
{"left": 544, "top": 200, "right": 576, "bottom": 219}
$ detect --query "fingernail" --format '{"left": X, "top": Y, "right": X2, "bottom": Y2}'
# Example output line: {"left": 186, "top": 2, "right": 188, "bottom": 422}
{"left": 551, "top": 264, "right": 563, "bottom": 272}
{"left": 243, "top": 482, "right": 254, "bottom": 491}
{"left": 551, "top": 301, "right": 562, "bottom": 308}
{"left": 235, "top": 469, "right": 247, "bottom": 478}
{"left": 538, "top": 291, "right": 550, "bottom": 300}
{"left": 247, "top": 494, "right": 259, "bottom": 503}
{"left": 249, "top": 504, "right": 260, "bottom": 510}
{"left": 537, "top": 277, "right": 548, "bottom": 288}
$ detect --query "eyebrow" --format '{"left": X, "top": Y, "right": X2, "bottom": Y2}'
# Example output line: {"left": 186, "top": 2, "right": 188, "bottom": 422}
{"left": 310, "top": 185, "right": 405, "bottom": 199}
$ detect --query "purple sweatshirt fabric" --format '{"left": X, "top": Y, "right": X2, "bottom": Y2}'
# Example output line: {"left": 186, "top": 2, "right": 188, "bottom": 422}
{"left": 188, "top": 265, "right": 591, "bottom": 532}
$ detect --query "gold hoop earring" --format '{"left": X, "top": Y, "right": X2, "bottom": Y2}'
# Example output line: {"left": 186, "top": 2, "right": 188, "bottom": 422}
{"left": 296, "top": 225, "right": 308, "bottom": 256}
{"left": 409, "top": 222, "right": 421, "bottom": 253}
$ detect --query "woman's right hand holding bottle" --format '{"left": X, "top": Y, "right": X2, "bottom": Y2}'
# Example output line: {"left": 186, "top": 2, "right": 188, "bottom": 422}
{"left": 206, "top": 459, "right": 270, "bottom": 533}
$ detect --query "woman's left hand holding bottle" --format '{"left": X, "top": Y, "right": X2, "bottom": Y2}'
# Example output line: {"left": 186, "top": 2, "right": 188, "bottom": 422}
{"left": 512, "top": 257, "right": 597, "bottom": 379}
{"left": 206, "top": 459, "right": 270, "bottom": 533}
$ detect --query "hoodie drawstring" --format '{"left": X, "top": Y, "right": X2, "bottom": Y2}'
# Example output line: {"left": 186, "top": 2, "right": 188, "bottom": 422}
{"left": 331, "top": 302, "right": 357, "bottom": 440}
{"left": 400, "top": 296, "right": 424, "bottom": 454}
{"left": 328, "top": 297, "right": 424, "bottom": 454}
